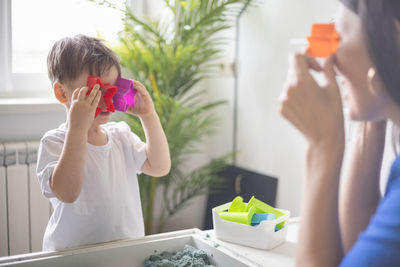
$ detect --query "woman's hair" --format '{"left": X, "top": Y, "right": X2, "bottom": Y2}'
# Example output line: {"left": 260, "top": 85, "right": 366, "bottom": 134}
{"left": 341, "top": 0, "right": 400, "bottom": 104}
{"left": 47, "top": 35, "right": 121, "bottom": 85}
{"left": 341, "top": 0, "right": 400, "bottom": 153}
{"left": 360, "top": 0, "right": 400, "bottom": 105}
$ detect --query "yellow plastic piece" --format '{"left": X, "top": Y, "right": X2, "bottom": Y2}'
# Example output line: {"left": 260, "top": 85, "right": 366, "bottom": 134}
{"left": 219, "top": 206, "right": 256, "bottom": 225}
{"left": 228, "top": 196, "right": 247, "bottom": 212}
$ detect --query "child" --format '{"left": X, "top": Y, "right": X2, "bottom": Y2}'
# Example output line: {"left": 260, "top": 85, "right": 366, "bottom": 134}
{"left": 36, "top": 35, "right": 171, "bottom": 251}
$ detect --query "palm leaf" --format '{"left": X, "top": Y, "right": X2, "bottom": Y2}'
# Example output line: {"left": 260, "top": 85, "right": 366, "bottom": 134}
{"left": 90, "top": 0, "right": 257, "bottom": 234}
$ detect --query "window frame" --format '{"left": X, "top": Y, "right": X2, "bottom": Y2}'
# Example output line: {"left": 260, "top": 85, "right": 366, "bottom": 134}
{"left": 0, "top": 0, "right": 13, "bottom": 96}
{"left": 0, "top": 0, "right": 143, "bottom": 99}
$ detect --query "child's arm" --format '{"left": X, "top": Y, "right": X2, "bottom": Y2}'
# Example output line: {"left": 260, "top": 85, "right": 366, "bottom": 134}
{"left": 51, "top": 85, "right": 101, "bottom": 203}
{"left": 127, "top": 81, "right": 171, "bottom": 177}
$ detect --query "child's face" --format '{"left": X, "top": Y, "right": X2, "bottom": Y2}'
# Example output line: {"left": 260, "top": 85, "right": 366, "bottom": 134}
{"left": 64, "top": 66, "right": 119, "bottom": 126}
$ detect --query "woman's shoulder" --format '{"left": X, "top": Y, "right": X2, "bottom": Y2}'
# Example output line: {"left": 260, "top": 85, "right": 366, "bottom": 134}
{"left": 376, "top": 156, "right": 400, "bottom": 230}
{"left": 385, "top": 155, "right": 400, "bottom": 195}
{"left": 389, "top": 155, "right": 400, "bottom": 170}
{"left": 354, "top": 156, "right": 400, "bottom": 247}
{"left": 340, "top": 164, "right": 400, "bottom": 266}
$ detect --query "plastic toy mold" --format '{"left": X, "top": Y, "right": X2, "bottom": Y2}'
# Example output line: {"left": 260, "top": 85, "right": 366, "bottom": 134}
{"left": 251, "top": 213, "right": 275, "bottom": 226}
{"left": 307, "top": 23, "right": 340, "bottom": 58}
{"left": 86, "top": 76, "right": 117, "bottom": 118}
{"left": 219, "top": 206, "right": 256, "bottom": 226}
{"left": 86, "top": 76, "right": 137, "bottom": 117}
{"left": 219, "top": 196, "right": 287, "bottom": 230}
{"left": 114, "top": 77, "right": 137, "bottom": 112}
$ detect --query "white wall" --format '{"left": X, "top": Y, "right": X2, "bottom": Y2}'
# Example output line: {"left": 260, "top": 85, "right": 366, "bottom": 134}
{"left": 206, "top": 0, "right": 339, "bottom": 216}
{"left": 1, "top": 0, "right": 397, "bottom": 240}
{"left": 0, "top": 0, "right": 340, "bottom": 230}
{"left": 0, "top": 107, "right": 65, "bottom": 142}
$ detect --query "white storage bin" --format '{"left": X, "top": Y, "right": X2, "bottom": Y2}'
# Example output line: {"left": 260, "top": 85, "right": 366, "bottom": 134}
{"left": 213, "top": 202, "right": 291, "bottom": 250}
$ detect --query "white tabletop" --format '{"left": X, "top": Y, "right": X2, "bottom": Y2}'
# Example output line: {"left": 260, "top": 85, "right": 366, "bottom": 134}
{"left": 0, "top": 220, "right": 299, "bottom": 267}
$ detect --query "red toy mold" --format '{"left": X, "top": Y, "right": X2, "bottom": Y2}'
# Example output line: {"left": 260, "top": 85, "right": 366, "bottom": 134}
{"left": 86, "top": 76, "right": 118, "bottom": 118}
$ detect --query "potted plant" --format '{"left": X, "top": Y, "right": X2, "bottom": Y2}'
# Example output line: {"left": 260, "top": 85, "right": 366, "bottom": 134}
{"left": 90, "top": 0, "right": 255, "bottom": 234}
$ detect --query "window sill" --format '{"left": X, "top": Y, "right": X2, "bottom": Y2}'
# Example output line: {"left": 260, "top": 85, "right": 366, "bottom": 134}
{"left": 0, "top": 97, "right": 64, "bottom": 114}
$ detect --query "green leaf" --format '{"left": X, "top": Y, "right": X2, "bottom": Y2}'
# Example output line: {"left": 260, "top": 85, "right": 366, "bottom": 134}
{"left": 89, "top": 0, "right": 257, "bottom": 235}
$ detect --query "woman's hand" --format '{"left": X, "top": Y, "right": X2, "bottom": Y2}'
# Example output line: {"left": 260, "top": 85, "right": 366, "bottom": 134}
{"left": 126, "top": 80, "right": 156, "bottom": 118}
{"left": 279, "top": 53, "right": 345, "bottom": 148}
{"left": 281, "top": 53, "right": 346, "bottom": 266}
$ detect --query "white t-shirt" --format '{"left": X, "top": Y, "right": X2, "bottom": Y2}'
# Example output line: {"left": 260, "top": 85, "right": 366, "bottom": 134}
{"left": 36, "top": 121, "right": 147, "bottom": 251}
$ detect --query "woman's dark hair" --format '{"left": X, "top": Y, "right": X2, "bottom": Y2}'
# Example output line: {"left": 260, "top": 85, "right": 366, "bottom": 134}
{"left": 360, "top": 0, "right": 400, "bottom": 105}
{"left": 341, "top": 0, "right": 400, "bottom": 153}
{"left": 341, "top": 0, "right": 400, "bottom": 104}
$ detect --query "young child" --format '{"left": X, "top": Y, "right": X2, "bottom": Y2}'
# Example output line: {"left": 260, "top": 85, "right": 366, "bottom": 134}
{"left": 36, "top": 35, "right": 171, "bottom": 251}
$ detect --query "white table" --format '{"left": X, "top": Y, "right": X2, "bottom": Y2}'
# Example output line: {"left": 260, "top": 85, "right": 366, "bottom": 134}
{"left": 0, "top": 218, "right": 299, "bottom": 266}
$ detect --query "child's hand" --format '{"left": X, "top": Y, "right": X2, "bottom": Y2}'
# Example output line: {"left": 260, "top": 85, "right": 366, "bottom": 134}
{"left": 68, "top": 84, "right": 101, "bottom": 132}
{"left": 126, "top": 80, "right": 156, "bottom": 118}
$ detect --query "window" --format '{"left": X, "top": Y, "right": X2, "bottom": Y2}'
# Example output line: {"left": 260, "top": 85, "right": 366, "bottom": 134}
{"left": 0, "top": 0, "right": 139, "bottom": 99}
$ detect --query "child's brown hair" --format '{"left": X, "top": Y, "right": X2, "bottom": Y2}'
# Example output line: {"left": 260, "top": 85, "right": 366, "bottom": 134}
{"left": 47, "top": 34, "right": 121, "bottom": 85}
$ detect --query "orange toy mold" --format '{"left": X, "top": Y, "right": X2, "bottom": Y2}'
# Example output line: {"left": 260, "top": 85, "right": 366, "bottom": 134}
{"left": 307, "top": 23, "right": 340, "bottom": 58}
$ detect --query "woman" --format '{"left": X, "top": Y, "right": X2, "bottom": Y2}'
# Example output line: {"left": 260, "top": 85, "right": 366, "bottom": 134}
{"left": 280, "top": 0, "right": 400, "bottom": 266}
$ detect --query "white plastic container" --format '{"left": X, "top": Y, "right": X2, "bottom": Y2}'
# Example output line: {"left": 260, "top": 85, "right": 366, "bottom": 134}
{"left": 213, "top": 202, "right": 291, "bottom": 250}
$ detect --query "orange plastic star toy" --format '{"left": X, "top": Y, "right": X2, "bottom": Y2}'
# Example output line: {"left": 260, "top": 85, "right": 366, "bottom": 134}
{"left": 86, "top": 76, "right": 118, "bottom": 118}
{"left": 307, "top": 23, "right": 340, "bottom": 58}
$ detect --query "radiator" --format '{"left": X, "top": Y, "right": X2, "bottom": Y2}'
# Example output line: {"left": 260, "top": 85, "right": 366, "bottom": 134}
{"left": 0, "top": 142, "right": 51, "bottom": 257}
